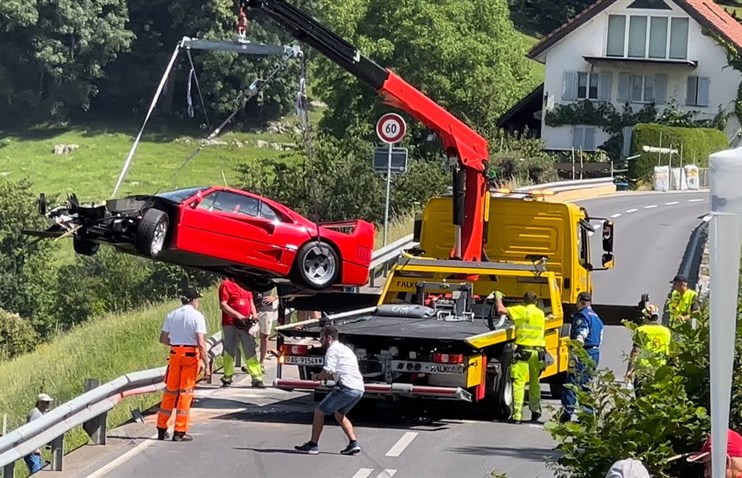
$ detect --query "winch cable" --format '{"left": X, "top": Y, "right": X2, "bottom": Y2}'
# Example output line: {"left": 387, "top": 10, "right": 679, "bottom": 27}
{"left": 186, "top": 48, "right": 211, "bottom": 127}
{"left": 149, "top": 47, "right": 303, "bottom": 198}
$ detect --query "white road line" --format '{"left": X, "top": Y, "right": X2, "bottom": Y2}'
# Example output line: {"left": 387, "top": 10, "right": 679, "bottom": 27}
{"left": 625, "top": 208, "right": 638, "bottom": 213}
{"left": 352, "top": 469, "right": 374, "bottom": 478}
{"left": 688, "top": 198, "right": 704, "bottom": 202}
{"left": 376, "top": 470, "right": 398, "bottom": 478}
{"left": 84, "top": 433, "right": 158, "bottom": 478}
{"left": 644, "top": 205, "right": 657, "bottom": 209}
{"left": 610, "top": 213, "right": 621, "bottom": 218}
{"left": 385, "top": 431, "right": 418, "bottom": 457}
{"left": 665, "top": 201, "right": 679, "bottom": 205}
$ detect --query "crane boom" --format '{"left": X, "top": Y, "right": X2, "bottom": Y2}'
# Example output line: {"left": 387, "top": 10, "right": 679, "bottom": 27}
{"left": 244, "top": 0, "right": 490, "bottom": 261}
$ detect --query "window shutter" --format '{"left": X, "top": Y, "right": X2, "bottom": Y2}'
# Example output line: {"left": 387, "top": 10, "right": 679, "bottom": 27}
{"left": 584, "top": 127, "right": 596, "bottom": 151}
{"left": 572, "top": 127, "right": 584, "bottom": 150}
{"left": 698, "top": 77, "right": 710, "bottom": 107}
{"left": 617, "top": 73, "right": 632, "bottom": 103}
{"left": 563, "top": 70, "right": 578, "bottom": 101}
{"left": 598, "top": 72, "right": 613, "bottom": 101}
{"left": 686, "top": 76, "right": 698, "bottom": 106}
{"left": 654, "top": 74, "right": 668, "bottom": 104}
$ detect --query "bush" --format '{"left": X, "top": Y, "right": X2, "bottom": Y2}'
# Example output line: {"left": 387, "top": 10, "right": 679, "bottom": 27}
{"left": 489, "top": 130, "right": 559, "bottom": 185}
{"left": 0, "top": 309, "right": 39, "bottom": 360}
{"left": 630, "top": 123, "right": 729, "bottom": 180}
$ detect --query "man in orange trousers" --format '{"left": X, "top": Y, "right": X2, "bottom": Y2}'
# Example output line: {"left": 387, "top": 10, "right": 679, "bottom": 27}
{"left": 157, "top": 287, "right": 210, "bottom": 442}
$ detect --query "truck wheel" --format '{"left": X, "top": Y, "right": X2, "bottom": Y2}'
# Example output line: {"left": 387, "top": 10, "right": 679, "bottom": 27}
{"left": 496, "top": 361, "right": 514, "bottom": 420}
{"left": 135, "top": 209, "right": 169, "bottom": 258}
{"left": 73, "top": 237, "right": 99, "bottom": 256}
{"left": 294, "top": 240, "right": 339, "bottom": 290}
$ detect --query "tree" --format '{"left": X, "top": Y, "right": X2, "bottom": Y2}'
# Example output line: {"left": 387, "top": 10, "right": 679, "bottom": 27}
{"left": 312, "top": 0, "right": 539, "bottom": 141}
{"left": 0, "top": 309, "right": 38, "bottom": 361}
{"left": 509, "top": 0, "right": 594, "bottom": 36}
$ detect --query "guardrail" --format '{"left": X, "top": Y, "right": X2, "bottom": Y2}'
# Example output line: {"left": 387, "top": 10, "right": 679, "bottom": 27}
{"left": 0, "top": 176, "right": 616, "bottom": 477}
{"left": 0, "top": 333, "right": 223, "bottom": 477}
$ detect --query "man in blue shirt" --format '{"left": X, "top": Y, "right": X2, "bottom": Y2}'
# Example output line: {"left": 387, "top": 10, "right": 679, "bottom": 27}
{"left": 560, "top": 291, "right": 604, "bottom": 423}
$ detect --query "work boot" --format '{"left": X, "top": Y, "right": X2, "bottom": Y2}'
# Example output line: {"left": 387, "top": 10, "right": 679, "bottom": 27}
{"left": 508, "top": 418, "right": 522, "bottom": 425}
{"left": 221, "top": 376, "right": 233, "bottom": 388}
{"left": 252, "top": 379, "right": 266, "bottom": 388}
{"left": 530, "top": 412, "right": 542, "bottom": 423}
{"left": 157, "top": 427, "right": 170, "bottom": 441}
{"left": 559, "top": 411, "right": 572, "bottom": 424}
{"left": 172, "top": 432, "right": 193, "bottom": 442}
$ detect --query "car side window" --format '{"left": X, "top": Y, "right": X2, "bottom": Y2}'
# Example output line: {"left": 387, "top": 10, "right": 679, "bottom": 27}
{"left": 196, "top": 191, "right": 219, "bottom": 211}
{"left": 203, "top": 191, "right": 259, "bottom": 217}
{"left": 259, "top": 202, "right": 280, "bottom": 221}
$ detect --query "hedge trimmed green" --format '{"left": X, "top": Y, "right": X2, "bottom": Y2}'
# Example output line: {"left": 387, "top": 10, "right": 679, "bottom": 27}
{"left": 630, "top": 123, "right": 728, "bottom": 179}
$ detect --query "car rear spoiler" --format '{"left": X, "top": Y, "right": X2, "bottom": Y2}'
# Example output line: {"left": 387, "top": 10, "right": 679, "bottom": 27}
{"left": 273, "top": 379, "right": 473, "bottom": 402}
{"left": 318, "top": 219, "right": 374, "bottom": 237}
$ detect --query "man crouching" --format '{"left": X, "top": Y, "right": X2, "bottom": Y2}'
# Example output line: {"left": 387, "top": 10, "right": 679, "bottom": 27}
{"left": 294, "top": 325, "right": 365, "bottom": 456}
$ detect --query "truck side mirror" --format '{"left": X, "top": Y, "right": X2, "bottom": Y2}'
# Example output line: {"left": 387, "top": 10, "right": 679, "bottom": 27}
{"left": 602, "top": 221, "right": 614, "bottom": 253}
{"left": 602, "top": 253, "right": 615, "bottom": 269}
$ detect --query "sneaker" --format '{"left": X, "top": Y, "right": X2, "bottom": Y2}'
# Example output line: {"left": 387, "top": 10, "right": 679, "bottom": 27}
{"left": 294, "top": 441, "right": 319, "bottom": 455}
{"left": 172, "top": 433, "right": 193, "bottom": 442}
{"left": 340, "top": 442, "right": 361, "bottom": 455}
{"left": 252, "top": 380, "right": 266, "bottom": 388}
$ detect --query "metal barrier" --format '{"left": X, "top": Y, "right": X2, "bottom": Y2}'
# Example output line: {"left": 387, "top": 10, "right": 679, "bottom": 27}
{"left": 0, "top": 333, "right": 223, "bottom": 477}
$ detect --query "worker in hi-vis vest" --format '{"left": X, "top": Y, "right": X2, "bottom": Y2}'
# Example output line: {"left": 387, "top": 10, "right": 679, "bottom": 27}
{"left": 667, "top": 274, "right": 699, "bottom": 328}
{"left": 491, "top": 290, "right": 547, "bottom": 424}
{"left": 624, "top": 303, "right": 672, "bottom": 397}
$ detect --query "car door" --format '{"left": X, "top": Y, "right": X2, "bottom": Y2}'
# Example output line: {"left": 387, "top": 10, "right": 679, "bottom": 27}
{"left": 255, "top": 200, "right": 312, "bottom": 273}
{"left": 177, "top": 190, "right": 272, "bottom": 268}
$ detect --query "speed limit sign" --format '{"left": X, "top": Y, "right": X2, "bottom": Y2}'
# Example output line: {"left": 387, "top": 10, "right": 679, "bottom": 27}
{"left": 376, "top": 113, "right": 407, "bottom": 144}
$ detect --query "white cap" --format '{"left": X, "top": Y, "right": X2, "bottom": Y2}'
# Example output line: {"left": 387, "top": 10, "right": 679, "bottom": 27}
{"left": 37, "top": 393, "right": 54, "bottom": 402}
{"left": 605, "top": 459, "right": 650, "bottom": 478}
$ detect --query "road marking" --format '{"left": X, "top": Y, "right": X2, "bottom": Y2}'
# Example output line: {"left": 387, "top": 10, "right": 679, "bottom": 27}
{"left": 688, "top": 198, "right": 704, "bottom": 202}
{"left": 352, "top": 469, "right": 374, "bottom": 478}
{"left": 610, "top": 213, "right": 621, "bottom": 218}
{"left": 84, "top": 433, "right": 158, "bottom": 478}
{"left": 644, "top": 205, "right": 657, "bottom": 209}
{"left": 377, "top": 471, "right": 398, "bottom": 478}
{"left": 665, "top": 201, "right": 679, "bottom": 205}
{"left": 385, "top": 431, "right": 418, "bottom": 457}
{"left": 626, "top": 208, "right": 638, "bottom": 213}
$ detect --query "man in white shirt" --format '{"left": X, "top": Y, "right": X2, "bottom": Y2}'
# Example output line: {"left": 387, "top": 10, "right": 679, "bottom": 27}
{"left": 294, "top": 325, "right": 364, "bottom": 456}
{"left": 156, "top": 287, "right": 210, "bottom": 442}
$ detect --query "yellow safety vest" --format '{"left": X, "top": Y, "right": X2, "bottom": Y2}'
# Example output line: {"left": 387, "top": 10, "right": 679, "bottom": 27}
{"left": 508, "top": 304, "right": 546, "bottom": 348}
{"left": 635, "top": 323, "right": 672, "bottom": 369}
{"left": 668, "top": 289, "right": 697, "bottom": 325}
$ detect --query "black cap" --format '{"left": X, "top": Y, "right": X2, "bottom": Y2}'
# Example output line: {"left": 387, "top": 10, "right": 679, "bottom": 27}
{"left": 181, "top": 287, "right": 202, "bottom": 301}
{"left": 670, "top": 274, "right": 688, "bottom": 284}
{"left": 577, "top": 292, "right": 592, "bottom": 302}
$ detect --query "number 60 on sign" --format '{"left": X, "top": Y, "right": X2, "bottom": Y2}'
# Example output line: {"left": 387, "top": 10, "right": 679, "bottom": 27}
{"left": 376, "top": 113, "right": 407, "bottom": 144}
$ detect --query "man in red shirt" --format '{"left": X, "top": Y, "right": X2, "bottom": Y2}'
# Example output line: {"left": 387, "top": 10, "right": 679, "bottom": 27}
{"left": 218, "top": 278, "right": 265, "bottom": 388}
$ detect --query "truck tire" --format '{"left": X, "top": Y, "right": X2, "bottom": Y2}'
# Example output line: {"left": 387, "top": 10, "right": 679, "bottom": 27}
{"left": 135, "top": 209, "right": 169, "bottom": 258}
{"left": 494, "top": 345, "right": 515, "bottom": 420}
{"left": 294, "top": 240, "right": 339, "bottom": 290}
{"left": 73, "top": 237, "right": 99, "bottom": 256}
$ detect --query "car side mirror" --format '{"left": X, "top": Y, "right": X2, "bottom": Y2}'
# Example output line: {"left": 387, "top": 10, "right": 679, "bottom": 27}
{"left": 602, "top": 253, "right": 615, "bottom": 269}
{"left": 602, "top": 221, "right": 614, "bottom": 253}
{"left": 188, "top": 197, "right": 202, "bottom": 209}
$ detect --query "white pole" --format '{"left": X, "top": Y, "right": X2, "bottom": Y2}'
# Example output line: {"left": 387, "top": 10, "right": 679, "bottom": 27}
{"left": 2, "top": 414, "right": 6, "bottom": 436}
{"left": 383, "top": 142, "right": 393, "bottom": 246}
{"left": 708, "top": 148, "right": 742, "bottom": 478}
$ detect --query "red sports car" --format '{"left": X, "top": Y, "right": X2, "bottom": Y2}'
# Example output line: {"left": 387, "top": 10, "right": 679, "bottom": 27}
{"left": 29, "top": 186, "right": 375, "bottom": 291}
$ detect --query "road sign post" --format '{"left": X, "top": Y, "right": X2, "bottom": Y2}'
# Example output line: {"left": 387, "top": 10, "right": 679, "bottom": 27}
{"left": 376, "top": 113, "right": 407, "bottom": 246}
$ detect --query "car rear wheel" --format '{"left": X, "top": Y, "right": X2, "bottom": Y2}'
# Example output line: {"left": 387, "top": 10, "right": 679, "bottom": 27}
{"left": 135, "top": 209, "right": 169, "bottom": 258}
{"left": 295, "top": 240, "right": 339, "bottom": 290}
{"left": 73, "top": 237, "right": 99, "bottom": 256}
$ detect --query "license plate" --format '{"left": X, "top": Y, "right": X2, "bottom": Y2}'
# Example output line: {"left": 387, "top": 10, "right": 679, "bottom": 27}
{"left": 285, "top": 356, "right": 325, "bottom": 366}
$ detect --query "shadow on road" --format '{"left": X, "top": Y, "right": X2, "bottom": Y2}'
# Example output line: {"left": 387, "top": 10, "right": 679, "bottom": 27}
{"left": 448, "top": 445, "right": 561, "bottom": 463}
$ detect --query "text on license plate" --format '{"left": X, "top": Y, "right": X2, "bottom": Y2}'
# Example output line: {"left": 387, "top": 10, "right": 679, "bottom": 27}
{"left": 285, "top": 356, "right": 325, "bottom": 366}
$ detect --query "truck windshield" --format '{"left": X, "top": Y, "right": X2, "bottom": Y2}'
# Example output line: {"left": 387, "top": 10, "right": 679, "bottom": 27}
{"left": 156, "top": 187, "right": 209, "bottom": 203}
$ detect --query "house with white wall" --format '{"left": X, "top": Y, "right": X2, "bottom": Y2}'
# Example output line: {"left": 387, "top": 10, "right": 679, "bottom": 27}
{"left": 498, "top": 0, "right": 742, "bottom": 154}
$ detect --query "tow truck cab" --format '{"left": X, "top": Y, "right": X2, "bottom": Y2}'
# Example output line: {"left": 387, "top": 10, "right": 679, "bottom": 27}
{"left": 274, "top": 260, "right": 570, "bottom": 419}
{"left": 413, "top": 191, "right": 615, "bottom": 306}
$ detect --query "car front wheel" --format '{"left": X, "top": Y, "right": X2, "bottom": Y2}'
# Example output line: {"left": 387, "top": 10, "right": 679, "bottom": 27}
{"left": 135, "top": 209, "right": 169, "bottom": 258}
{"left": 295, "top": 240, "right": 339, "bottom": 290}
{"left": 73, "top": 237, "right": 99, "bottom": 256}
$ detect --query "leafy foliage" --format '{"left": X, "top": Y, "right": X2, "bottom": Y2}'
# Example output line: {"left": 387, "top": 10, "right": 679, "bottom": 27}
{"left": 0, "top": 309, "right": 39, "bottom": 360}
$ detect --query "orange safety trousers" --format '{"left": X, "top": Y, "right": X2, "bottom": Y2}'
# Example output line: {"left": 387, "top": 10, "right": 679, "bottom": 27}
{"left": 157, "top": 345, "right": 199, "bottom": 433}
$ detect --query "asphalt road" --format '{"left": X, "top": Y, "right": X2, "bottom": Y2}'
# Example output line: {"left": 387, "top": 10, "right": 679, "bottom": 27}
{"left": 54, "top": 191, "right": 709, "bottom": 478}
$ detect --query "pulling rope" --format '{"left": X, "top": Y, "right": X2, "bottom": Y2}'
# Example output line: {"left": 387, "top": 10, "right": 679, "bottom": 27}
{"left": 186, "top": 48, "right": 210, "bottom": 127}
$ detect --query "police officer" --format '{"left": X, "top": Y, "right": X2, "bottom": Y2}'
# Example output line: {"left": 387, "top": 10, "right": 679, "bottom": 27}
{"left": 667, "top": 274, "right": 699, "bottom": 327}
{"left": 492, "top": 290, "right": 547, "bottom": 424}
{"left": 560, "top": 291, "right": 604, "bottom": 423}
{"left": 624, "top": 303, "right": 671, "bottom": 397}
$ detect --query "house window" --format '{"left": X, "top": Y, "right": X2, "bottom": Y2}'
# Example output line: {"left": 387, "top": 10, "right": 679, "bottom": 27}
{"left": 562, "top": 71, "right": 613, "bottom": 101}
{"left": 606, "top": 14, "right": 689, "bottom": 60}
{"left": 577, "top": 72, "right": 599, "bottom": 100}
{"left": 686, "top": 76, "right": 710, "bottom": 107}
{"left": 617, "top": 72, "right": 667, "bottom": 104}
{"left": 573, "top": 126, "right": 596, "bottom": 151}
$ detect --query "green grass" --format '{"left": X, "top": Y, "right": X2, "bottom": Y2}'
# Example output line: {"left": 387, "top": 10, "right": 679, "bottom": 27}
{"left": 519, "top": 31, "right": 545, "bottom": 80}
{"left": 0, "top": 290, "right": 223, "bottom": 477}
{"left": 0, "top": 115, "right": 308, "bottom": 204}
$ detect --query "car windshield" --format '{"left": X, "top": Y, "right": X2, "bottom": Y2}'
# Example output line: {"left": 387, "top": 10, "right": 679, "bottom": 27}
{"left": 156, "top": 187, "right": 209, "bottom": 203}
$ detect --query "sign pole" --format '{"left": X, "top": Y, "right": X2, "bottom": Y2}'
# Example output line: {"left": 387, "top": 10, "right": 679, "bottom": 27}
{"left": 375, "top": 112, "right": 407, "bottom": 247}
{"left": 384, "top": 141, "right": 393, "bottom": 246}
